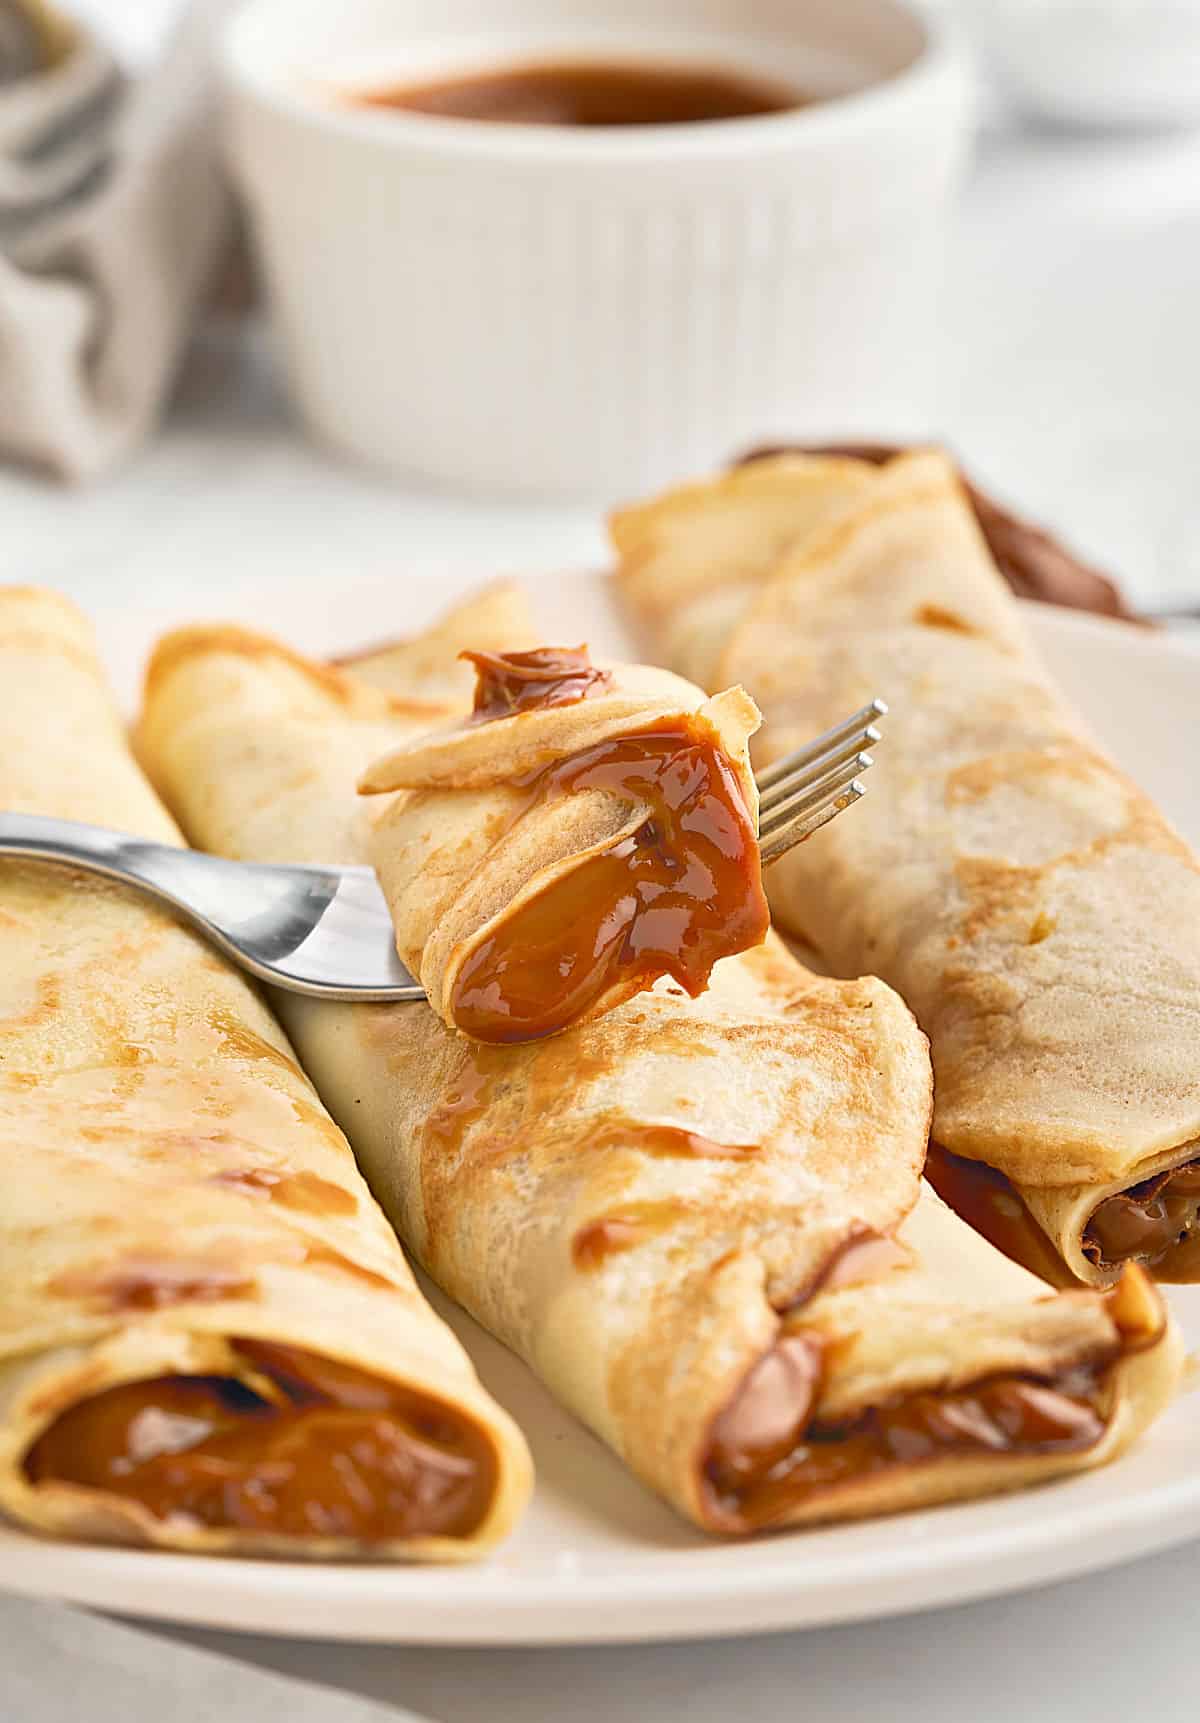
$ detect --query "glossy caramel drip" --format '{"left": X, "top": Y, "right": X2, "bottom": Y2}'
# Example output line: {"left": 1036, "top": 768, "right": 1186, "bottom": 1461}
{"left": 450, "top": 719, "right": 768, "bottom": 1043}
{"left": 585, "top": 1119, "right": 759, "bottom": 1161}
{"left": 572, "top": 1201, "right": 683, "bottom": 1270}
{"left": 354, "top": 59, "right": 802, "bottom": 128}
{"left": 463, "top": 645, "right": 612, "bottom": 722}
{"left": 924, "top": 1143, "right": 1075, "bottom": 1287}
{"left": 25, "top": 1340, "right": 496, "bottom": 1543}
{"left": 300, "top": 1243, "right": 400, "bottom": 1292}
{"left": 1083, "top": 1160, "right": 1200, "bottom": 1269}
{"left": 212, "top": 1167, "right": 357, "bottom": 1216}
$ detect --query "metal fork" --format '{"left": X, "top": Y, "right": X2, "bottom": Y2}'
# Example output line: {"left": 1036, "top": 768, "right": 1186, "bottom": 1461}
{"left": 0, "top": 702, "right": 884, "bottom": 1002}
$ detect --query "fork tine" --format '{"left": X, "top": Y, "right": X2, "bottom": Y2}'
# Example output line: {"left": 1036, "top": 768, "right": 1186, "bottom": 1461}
{"left": 758, "top": 725, "right": 880, "bottom": 821}
{"left": 754, "top": 699, "right": 887, "bottom": 793}
{"left": 758, "top": 752, "right": 873, "bottom": 843}
{"left": 760, "top": 780, "right": 866, "bottom": 864}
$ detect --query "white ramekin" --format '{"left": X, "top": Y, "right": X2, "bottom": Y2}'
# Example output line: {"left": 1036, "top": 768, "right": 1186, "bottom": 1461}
{"left": 223, "top": 0, "right": 971, "bottom": 498}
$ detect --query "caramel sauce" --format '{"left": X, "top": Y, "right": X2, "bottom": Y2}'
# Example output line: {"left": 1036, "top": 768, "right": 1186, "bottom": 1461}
{"left": 449, "top": 719, "right": 768, "bottom": 1043}
{"left": 924, "top": 1143, "right": 1075, "bottom": 1287}
{"left": 419, "top": 1057, "right": 502, "bottom": 1165}
{"left": 699, "top": 1223, "right": 1137, "bottom": 1527}
{"left": 50, "top": 1260, "right": 256, "bottom": 1312}
{"left": 572, "top": 1201, "right": 683, "bottom": 1270}
{"left": 586, "top": 1119, "right": 759, "bottom": 1161}
{"left": 301, "top": 1243, "right": 399, "bottom": 1292}
{"left": 1083, "top": 1160, "right": 1200, "bottom": 1270}
{"left": 704, "top": 1344, "right": 1107, "bottom": 1529}
{"left": 463, "top": 646, "right": 612, "bottom": 723}
{"left": 24, "top": 1340, "right": 495, "bottom": 1543}
{"left": 212, "top": 1167, "right": 357, "bottom": 1217}
{"left": 354, "top": 59, "right": 802, "bottom": 129}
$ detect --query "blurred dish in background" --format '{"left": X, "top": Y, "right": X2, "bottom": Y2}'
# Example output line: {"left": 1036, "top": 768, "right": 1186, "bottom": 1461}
{"left": 970, "top": 0, "right": 1200, "bottom": 130}
{"left": 223, "top": 0, "right": 971, "bottom": 498}
{"left": 0, "top": 0, "right": 73, "bottom": 85}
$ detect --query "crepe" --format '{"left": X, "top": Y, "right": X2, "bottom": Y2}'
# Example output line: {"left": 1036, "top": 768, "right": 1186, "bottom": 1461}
{"left": 0, "top": 588, "right": 530, "bottom": 1558}
{"left": 137, "top": 594, "right": 1179, "bottom": 1533}
{"left": 358, "top": 646, "right": 767, "bottom": 1041}
{"left": 612, "top": 449, "right": 1200, "bottom": 1285}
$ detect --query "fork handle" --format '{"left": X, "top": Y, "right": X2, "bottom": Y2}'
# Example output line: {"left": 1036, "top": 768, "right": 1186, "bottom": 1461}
{"left": 0, "top": 812, "right": 174, "bottom": 882}
{"left": 0, "top": 812, "right": 225, "bottom": 925}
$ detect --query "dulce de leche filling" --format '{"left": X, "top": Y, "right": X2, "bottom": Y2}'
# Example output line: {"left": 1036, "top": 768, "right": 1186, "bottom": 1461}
{"left": 463, "top": 645, "right": 613, "bottom": 721}
{"left": 1083, "top": 1161, "right": 1200, "bottom": 1270}
{"left": 698, "top": 1231, "right": 1142, "bottom": 1530}
{"left": 450, "top": 663, "right": 769, "bottom": 1042}
{"left": 925, "top": 1141, "right": 1200, "bottom": 1278}
{"left": 703, "top": 1339, "right": 1108, "bottom": 1530}
{"left": 24, "top": 1340, "right": 496, "bottom": 1544}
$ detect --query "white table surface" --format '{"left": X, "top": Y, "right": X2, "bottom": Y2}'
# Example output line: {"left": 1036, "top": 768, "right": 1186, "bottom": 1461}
{"left": 5, "top": 11, "right": 1200, "bottom": 1716}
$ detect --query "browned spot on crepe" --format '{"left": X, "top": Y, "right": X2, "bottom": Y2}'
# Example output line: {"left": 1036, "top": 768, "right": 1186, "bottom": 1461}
{"left": 1027, "top": 911, "right": 1057, "bottom": 945}
{"left": 75, "top": 1127, "right": 235, "bottom": 1161}
{"left": 915, "top": 604, "right": 977, "bottom": 635}
{"left": 51, "top": 1258, "right": 257, "bottom": 1311}
{"left": 212, "top": 1167, "right": 358, "bottom": 1216}
{"left": 572, "top": 1201, "right": 685, "bottom": 1269}
{"left": 946, "top": 746, "right": 1114, "bottom": 807}
{"left": 301, "top": 1243, "right": 399, "bottom": 1292}
{"left": 415, "top": 1045, "right": 521, "bottom": 1264}
{"left": 290, "top": 1094, "right": 358, "bottom": 1157}
{"left": 582, "top": 1119, "right": 759, "bottom": 1160}
{"left": 208, "top": 1010, "right": 307, "bottom": 1081}
{"left": 0, "top": 973, "right": 60, "bottom": 1032}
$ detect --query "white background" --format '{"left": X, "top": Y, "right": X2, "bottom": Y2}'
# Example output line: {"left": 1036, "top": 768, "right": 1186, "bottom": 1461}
{"left": 6, "top": 3, "right": 1200, "bottom": 1718}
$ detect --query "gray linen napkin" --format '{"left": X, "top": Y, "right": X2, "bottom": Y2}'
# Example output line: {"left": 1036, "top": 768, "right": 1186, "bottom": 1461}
{"left": 2, "top": 1592, "right": 433, "bottom": 1723}
{"left": 0, "top": 0, "right": 233, "bottom": 480}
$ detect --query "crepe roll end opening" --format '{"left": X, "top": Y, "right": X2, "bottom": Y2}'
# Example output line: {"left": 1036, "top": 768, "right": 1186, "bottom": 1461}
{"left": 696, "top": 1231, "right": 1152, "bottom": 1535}
{"left": 20, "top": 1339, "right": 500, "bottom": 1552}
{"left": 1082, "top": 1159, "right": 1200, "bottom": 1279}
{"left": 698, "top": 1340, "right": 1122, "bottom": 1536}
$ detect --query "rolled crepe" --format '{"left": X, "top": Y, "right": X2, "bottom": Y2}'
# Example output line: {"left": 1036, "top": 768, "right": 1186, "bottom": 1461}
{"left": 358, "top": 646, "right": 768, "bottom": 1042}
{"left": 137, "top": 597, "right": 1179, "bottom": 1533}
{"left": 612, "top": 450, "right": 1200, "bottom": 1285}
{"left": 331, "top": 579, "right": 536, "bottom": 697}
{"left": 0, "top": 587, "right": 530, "bottom": 1558}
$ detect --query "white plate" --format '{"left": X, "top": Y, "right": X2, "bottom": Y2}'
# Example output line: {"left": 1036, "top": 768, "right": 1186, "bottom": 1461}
{"left": 2, "top": 572, "right": 1199, "bottom": 1645}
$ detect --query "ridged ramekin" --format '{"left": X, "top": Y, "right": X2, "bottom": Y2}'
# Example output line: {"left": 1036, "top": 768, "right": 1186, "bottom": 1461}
{"left": 223, "top": 0, "right": 971, "bottom": 498}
